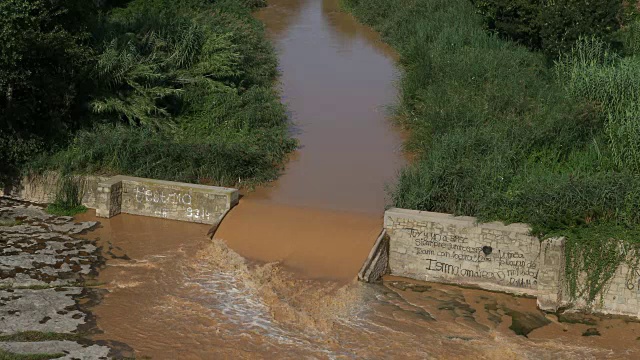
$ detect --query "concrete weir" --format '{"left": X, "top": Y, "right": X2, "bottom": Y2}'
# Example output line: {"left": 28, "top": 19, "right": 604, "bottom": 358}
{"left": 361, "top": 207, "right": 640, "bottom": 319}
{"left": 95, "top": 175, "right": 238, "bottom": 225}
{"left": 4, "top": 173, "right": 239, "bottom": 227}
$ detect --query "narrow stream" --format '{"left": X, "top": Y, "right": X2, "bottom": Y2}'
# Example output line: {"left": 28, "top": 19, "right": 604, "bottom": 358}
{"left": 77, "top": 0, "right": 640, "bottom": 358}
{"left": 247, "top": 0, "right": 403, "bottom": 213}
{"left": 214, "top": 0, "right": 405, "bottom": 281}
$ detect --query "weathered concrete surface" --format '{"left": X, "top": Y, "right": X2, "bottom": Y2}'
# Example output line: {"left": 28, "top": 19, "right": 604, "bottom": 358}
{"left": 358, "top": 230, "right": 389, "bottom": 283}
{"left": 0, "top": 198, "right": 125, "bottom": 358}
{"left": 96, "top": 175, "right": 239, "bottom": 225}
{"left": 0, "top": 211, "right": 99, "bottom": 287}
{"left": 536, "top": 237, "right": 566, "bottom": 312}
{"left": 3, "top": 172, "right": 105, "bottom": 209}
{"left": 566, "top": 257, "right": 640, "bottom": 318}
{"left": 385, "top": 208, "right": 548, "bottom": 296}
{"left": 382, "top": 207, "right": 640, "bottom": 318}
{"left": 4, "top": 173, "right": 240, "bottom": 225}
{"left": 0, "top": 288, "right": 87, "bottom": 334}
{"left": 383, "top": 208, "right": 567, "bottom": 312}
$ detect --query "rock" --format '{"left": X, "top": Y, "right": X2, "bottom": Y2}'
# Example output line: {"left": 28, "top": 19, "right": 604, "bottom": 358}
{"left": 0, "top": 341, "right": 111, "bottom": 359}
{"left": 0, "top": 197, "right": 128, "bottom": 359}
{"left": 582, "top": 328, "right": 601, "bottom": 337}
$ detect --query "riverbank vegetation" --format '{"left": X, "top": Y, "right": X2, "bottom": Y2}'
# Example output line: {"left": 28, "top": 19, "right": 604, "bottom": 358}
{"left": 343, "top": 0, "right": 640, "bottom": 302}
{"left": 45, "top": 175, "right": 87, "bottom": 216}
{"left": 1, "top": 0, "right": 295, "bottom": 188}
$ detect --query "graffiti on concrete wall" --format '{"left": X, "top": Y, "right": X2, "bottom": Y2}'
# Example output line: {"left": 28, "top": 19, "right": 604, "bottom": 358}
{"left": 133, "top": 186, "right": 212, "bottom": 220}
{"left": 402, "top": 227, "right": 539, "bottom": 289}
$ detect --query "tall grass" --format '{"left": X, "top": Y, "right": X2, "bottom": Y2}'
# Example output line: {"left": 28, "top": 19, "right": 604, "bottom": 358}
{"left": 36, "top": 123, "right": 294, "bottom": 187}
{"left": 556, "top": 37, "right": 640, "bottom": 172}
{"left": 344, "top": 0, "right": 640, "bottom": 303}
{"left": 46, "top": 175, "right": 87, "bottom": 216}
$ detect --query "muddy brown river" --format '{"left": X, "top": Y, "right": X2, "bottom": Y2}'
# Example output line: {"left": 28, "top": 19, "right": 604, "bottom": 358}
{"left": 77, "top": 0, "right": 640, "bottom": 358}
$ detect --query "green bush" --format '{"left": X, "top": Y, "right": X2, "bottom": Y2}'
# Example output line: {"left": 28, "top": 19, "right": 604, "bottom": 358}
{"left": 619, "top": 19, "right": 640, "bottom": 56}
{"left": 472, "top": 0, "right": 624, "bottom": 57}
{"left": 555, "top": 37, "right": 640, "bottom": 172}
{"left": 0, "top": 134, "right": 43, "bottom": 185}
{"left": 471, "top": 0, "right": 543, "bottom": 50}
{"left": 0, "top": 349, "right": 65, "bottom": 360}
{"left": 0, "top": 0, "right": 97, "bottom": 183}
{"left": 24, "top": 0, "right": 296, "bottom": 188}
{"left": 37, "top": 123, "right": 295, "bottom": 187}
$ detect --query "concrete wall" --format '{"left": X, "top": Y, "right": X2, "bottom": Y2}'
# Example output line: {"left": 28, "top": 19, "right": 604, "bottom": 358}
{"left": 358, "top": 230, "right": 389, "bottom": 283}
{"left": 96, "top": 176, "right": 238, "bottom": 225}
{"left": 381, "top": 207, "right": 640, "bottom": 318}
{"left": 4, "top": 173, "right": 238, "bottom": 226}
{"left": 3, "top": 172, "right": 106, "bottom": 208}
{"left": 566, "top": 257, "right": 640, "bottom": 318}
{"left": 384, "top": 208, "right": 562, "bottom": 299}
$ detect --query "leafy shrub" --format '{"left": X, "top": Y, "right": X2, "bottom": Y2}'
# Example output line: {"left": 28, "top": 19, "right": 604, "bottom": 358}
{"left": 0, "top": 134, "right": 43, "bottom": 186}
{"left": 26, "top": 0, "right": 296, "bottom": 188}
{"left": 619, "top": 19, "right": 640, "bottom": 56}
{"left": 36, "top": 123, "right": 295, "bottom": 187}
{"left": 538, "top": 0, "right": 623, "bottom": 56}
{"left": 556, "top": 37, "right": 640, "bottom": 172}
{"left": 0, "top": 0, "right": 97, "bottom": 183}
{"left": 472, "top": 0, "right": 543, "bottom": 50}
{"left": 473, "top": 0, "right": 624, "bottom": 57}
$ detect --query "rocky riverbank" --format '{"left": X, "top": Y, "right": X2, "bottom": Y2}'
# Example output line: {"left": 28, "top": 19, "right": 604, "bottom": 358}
{"left": 0, "top": 197, "right": 129, "bottom": 359}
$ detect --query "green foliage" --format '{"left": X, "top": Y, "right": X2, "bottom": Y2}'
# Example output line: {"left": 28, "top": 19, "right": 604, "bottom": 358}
{"left": 15, "top": 0, "right": 295, "bottom": 188}
{"left": 0, "top": 134, "right": 43, "bottom": 186}
{"left": 561, "top": 224, "right": 640, "bottom": 304}
{"left": 539, "top": 0, "right": 623, "bottom": 56}
{"left": 38, "top": 123, "right": 295, "bottom": 187}
{"left": 618, "top": 18, "right": 640, "bottom": 56}
{"left": 556, "top": 37, "right": 640, "bottom": 172}
{"left": 240, "top": 0, "right": 268, "bottom": 9}
{"left": 45, "top": 175, "right": 87, "bottom": 216}
{"left": 90, "top": 0, "right": 241, "bottom": 128}
{"left": 344, "top": 0, "right": 640, "bottom": 303}
{"left": 0, "top": 0, "right": 97, "bottom": 182}
{"left": 472, "top": 0, "right": 543, "bottom": 50}
{"left": 0, "top": 219, "right": 23, "bottom": 227}
{"left": 472, "top": 0, "right": 624, "bottom": 57}
{"left": 45, "top": 204, "right": 88, "bottom": 217}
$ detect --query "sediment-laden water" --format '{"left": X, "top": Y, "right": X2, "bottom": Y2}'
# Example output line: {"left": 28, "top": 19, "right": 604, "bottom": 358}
{"left": 79, "top": 210, "right": 640, "bottom": 359}
{"left": 80, "top": 0, "right": 640, "bottom": 358}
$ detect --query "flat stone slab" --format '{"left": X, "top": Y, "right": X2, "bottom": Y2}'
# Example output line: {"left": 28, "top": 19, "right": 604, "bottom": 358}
{"left": 0, "top": 288, "right": 86, "bottom": 335}
{"left": 0, "top": 198, "right": 100, "bottom": 287}
{"left": 0, "top": 197, "right": 131, "bottom": 358}
{"left": 0, "top": 340, "right": 110, "bottom": 359}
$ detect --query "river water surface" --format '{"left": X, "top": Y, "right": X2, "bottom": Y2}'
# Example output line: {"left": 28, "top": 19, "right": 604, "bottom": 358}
{"left": 78, "top": 0, "right": 640, "bottom": 358}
